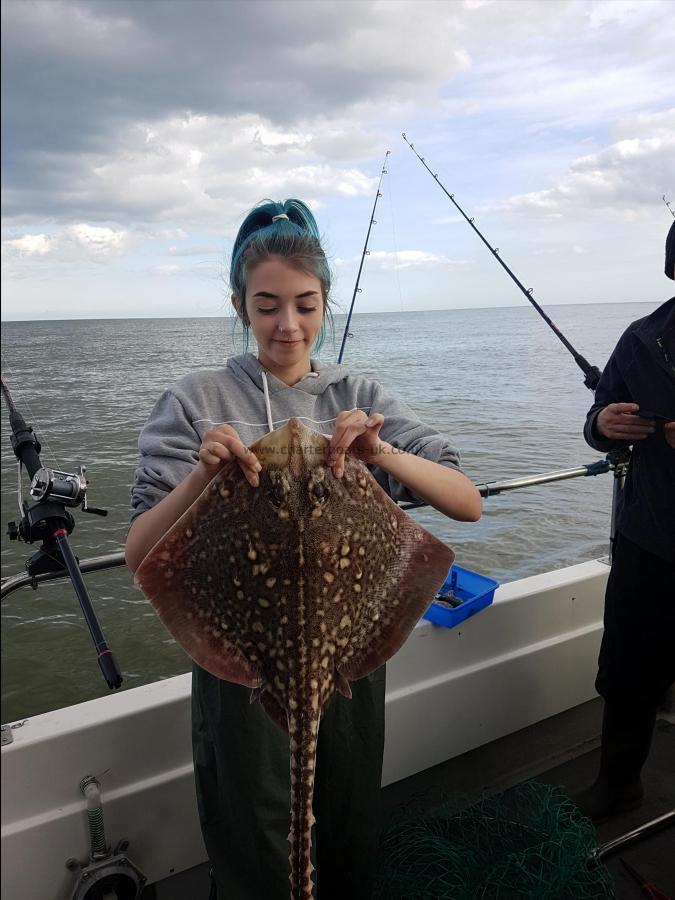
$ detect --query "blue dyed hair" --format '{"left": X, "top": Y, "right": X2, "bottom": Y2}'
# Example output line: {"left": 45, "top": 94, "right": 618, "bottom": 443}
{"left": 230, "top": 199, "right": 333, "bottom": 351}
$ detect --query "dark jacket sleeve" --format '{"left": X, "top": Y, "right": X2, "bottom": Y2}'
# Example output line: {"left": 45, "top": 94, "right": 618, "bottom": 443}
{"left": 583, "top": 332, "right": 634, "bottom": 453}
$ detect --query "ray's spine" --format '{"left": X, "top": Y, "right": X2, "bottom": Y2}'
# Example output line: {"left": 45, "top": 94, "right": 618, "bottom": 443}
{"left": 288, "top": 709, "right": 321, "bottom": 900}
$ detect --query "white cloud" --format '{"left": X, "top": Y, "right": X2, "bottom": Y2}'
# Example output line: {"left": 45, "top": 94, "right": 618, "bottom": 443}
{"left": 70, "top": 224, "right": 128, "bottom": 258}
{"left": 2, "top": 224, "right": 129, "bottom": 263}
{"left": 437, "top": 3, "right": 673, "bottom": 136}
{"left": 495, "top": 111, "right": 675, "bottom": 219}
{"left": 3, "top": 234, "right": 52, "bottom": 256}
{"left": 251, "top": 125, "right": 313, "bottom": 153}
{"left": 3, "top": 113, "right": 379, "bottom": 229}
{"left": 168, "top": 244, "right": 220, "bottom": 257}
{"left": 587, "top": 0, "right": 661, "bottom": 30}
{"left": 336, "top": 250, "right": 472, "bottom": 270}
{"left": 305, "top": 124, "right": 382, "bottom": 162}
{"left": 615, "top": 107, "right": 675, "bottom": 141}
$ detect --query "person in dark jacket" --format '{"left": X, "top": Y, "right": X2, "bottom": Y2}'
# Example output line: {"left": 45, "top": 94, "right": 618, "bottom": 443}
{"left": 576, "top": 220, "right": 675, "bottom": 822}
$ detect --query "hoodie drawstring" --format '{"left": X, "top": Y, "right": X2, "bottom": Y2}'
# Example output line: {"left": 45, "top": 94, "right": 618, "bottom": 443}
{"left": 261, "top": 371, "right": 274, "bottom": 434}
{"left": 260, "top": 364, "right": 320, "bottom": 434}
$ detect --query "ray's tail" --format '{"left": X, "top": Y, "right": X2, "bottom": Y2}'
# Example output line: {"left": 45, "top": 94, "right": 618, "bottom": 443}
{"left": 288, "top": 707, "right": 321, "bottom": 900}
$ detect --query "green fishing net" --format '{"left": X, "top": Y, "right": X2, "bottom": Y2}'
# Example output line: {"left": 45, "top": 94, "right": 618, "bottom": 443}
{"left": 374, "top": 782, "right": 614, "bottom": 900}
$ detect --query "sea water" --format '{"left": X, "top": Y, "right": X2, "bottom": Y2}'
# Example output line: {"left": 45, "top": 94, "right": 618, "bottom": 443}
{"left": 0, "top": 302, "right": 660, "bottom": 719}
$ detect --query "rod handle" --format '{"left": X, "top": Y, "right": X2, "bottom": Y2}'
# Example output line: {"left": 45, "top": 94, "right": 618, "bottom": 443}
{"left": 97, "top": 649, "right": 123, "bottom": 690}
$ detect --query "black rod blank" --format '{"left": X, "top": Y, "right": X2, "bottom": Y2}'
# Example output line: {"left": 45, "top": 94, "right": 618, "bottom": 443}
{"left": 338, "top": 150, "right": 390, "bottom": 364}
{"left": 401, "top": 133, "right": 602, "bottom": 391}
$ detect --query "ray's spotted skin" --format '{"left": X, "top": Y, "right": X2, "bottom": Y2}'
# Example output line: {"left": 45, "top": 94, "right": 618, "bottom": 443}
{"left": 135, "top": 419, "right": 454, "bottom": 900}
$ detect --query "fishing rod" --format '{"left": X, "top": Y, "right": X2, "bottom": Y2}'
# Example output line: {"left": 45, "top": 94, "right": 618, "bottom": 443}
{"left": 664, "top": 195, "right": 675, "bottom": 219}
{"left": 337, "top": 150, "right": 390, "bottom": 364}
{"left": 0, "top": 375, "right": 123, "bottom": 690}
{"left": 401, "top": 134, "right": 637, "bottom": 560}
{"left": 398, "top": 458, "right": 612, "bottom": 509}
{"left": 401, "top": 133, "right": 602, "bottom": 392}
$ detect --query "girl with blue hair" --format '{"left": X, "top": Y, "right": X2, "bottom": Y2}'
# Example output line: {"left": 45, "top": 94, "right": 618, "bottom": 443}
{"left": 126, "top": 199, "right": 481, "bottom": 898}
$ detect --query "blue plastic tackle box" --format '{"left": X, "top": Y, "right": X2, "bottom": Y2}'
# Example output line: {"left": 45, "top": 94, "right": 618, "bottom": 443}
{"left": 422, "top": 564, "right": 499, "bottom": 629}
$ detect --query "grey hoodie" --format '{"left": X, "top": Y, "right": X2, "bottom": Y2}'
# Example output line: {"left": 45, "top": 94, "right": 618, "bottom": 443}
{"left": 131, "top": 353, "right": 461, "bottom": 521}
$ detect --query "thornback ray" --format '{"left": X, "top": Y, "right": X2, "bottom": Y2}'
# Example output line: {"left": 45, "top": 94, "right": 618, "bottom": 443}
{"left": 135, "top": 418, "right": 455, "bottom": 900}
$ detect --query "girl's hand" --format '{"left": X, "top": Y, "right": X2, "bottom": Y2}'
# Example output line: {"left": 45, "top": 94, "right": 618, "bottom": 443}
{"left": 197, "top": 425, "right": 262, "bottom": 487}
{"left": 596, "top": 403, "right": 655, "bottom": 441}
{"left": 328, "top": 410, "right": 386, "bottom": 478}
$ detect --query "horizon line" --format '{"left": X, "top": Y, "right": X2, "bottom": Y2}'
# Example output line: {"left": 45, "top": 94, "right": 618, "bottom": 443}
{"left": 0, "top": 297, "right": 659, "bottom": 324}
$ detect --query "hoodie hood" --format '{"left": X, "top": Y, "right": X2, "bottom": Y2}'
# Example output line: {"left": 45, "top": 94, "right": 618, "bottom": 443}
{"left": 226, "top": 352, "right": 349, "bottom": 397}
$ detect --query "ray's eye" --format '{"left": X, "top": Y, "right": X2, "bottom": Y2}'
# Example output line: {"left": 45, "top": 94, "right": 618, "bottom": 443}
{"left": 313, "top": 482, "right": 329, "bottom": 503}
{"left": 269, "top": 482, "right": 287, "bottom": 508}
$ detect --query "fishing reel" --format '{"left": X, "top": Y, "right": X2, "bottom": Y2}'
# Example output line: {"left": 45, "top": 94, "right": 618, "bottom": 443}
{"left": 28, "top": 464, "right": 106, "bottom": 515}
{"left": 2, "top": 375, "right": 122, "bottom": 689}
{"left": 8, "top": 463, "right": 107, "bottom": 548}
{"left": 30, "top": 465, "right": 87, "bottom": 506}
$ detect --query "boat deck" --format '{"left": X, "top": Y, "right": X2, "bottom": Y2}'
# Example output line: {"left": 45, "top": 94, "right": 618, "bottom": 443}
{"left": 539, "top": 719, "right": 675, "bottom": 898}
{"left": 144, "top": 699, "right": 674, "bottom": 899}
{"left": 381, "top": 698, "right": 675, "bottom": 899}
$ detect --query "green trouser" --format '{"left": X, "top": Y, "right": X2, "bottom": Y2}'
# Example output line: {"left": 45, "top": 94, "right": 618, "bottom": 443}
{"left": 192, "top": 663, "right": 386, "bottom": 900}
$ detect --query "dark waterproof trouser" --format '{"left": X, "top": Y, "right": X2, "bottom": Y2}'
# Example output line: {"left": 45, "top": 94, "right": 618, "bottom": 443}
{"left": 596, "top": 532, "right": 675, "bottom": 708}
{"left": 192, "top": 663, "right": 386, "bottom": 900}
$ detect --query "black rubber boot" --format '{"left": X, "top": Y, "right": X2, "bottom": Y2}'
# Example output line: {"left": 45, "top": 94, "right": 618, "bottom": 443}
{"left": 208, "top": 868, "right": 218, "bottom": 900}
{"left": 574, "top": 702, "right": 657, "bottom": 824}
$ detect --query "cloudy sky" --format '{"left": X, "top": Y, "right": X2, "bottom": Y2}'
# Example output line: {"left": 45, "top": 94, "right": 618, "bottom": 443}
{"left": 1, "top": 0, "right": 674, "bottom": 321}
